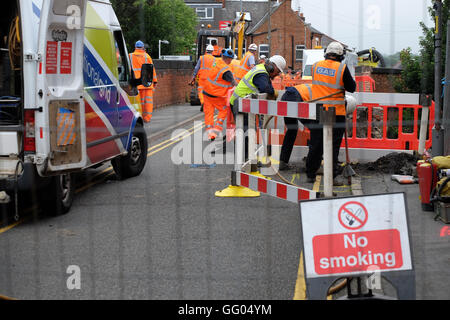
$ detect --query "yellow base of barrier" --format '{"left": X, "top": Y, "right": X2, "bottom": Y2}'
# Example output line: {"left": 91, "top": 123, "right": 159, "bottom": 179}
{"left": 250, "top": 171, "right": 271, "bottom": 180}
{"left": 215, "top": 185, "right": 260, "bottom": 198}
{"left": 257, "top": 156, "right": 280, "bottom": 165}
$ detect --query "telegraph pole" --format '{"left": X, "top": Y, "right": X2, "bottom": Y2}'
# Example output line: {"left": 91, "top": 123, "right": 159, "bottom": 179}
{"left": 444, "top": 19, "right": 450, "bottom": 155}
{"left": 267, "top": 0, "right": 271, "bottom": 57}
{"left": 432, "top": 0, "right": 444, "bottom": 156}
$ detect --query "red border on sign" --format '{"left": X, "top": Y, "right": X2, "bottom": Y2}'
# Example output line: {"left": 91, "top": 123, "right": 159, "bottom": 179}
{"left": 338, "top": 201, "right": 368, "bottom": 230}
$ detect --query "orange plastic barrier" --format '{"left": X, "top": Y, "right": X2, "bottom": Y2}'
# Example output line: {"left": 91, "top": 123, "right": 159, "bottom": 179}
{"left": 267, "top": 101, "right": 434, "bottom": 152}
{"left": 355, "top": 75, "right": 376, "bottom": 92}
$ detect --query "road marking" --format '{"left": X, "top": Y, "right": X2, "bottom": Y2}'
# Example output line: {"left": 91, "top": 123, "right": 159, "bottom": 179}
{"left": 0, "top": 220, "right": 23, "bottom": 235}
{"left": 294, "top": 175, "right": 321, "bottom": 300}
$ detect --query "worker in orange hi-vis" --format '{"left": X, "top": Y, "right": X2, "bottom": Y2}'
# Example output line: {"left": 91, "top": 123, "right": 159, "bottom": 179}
{"left": 230, "top": 55, "right": 241, "bottom": 83}
{"left": 234, "top": 43, "right": 257, "bottom": 83}
{"left": 202, "top": 48, "right": 237, "bottom": 141}
{"left": 129, "top": 40, "right": 158, "bottom": 123}
{"left": 190, "top": 44, "right": 215, "bottom": 112}
{"left": 211, "top": 39, "right": 222, "bottom": 57}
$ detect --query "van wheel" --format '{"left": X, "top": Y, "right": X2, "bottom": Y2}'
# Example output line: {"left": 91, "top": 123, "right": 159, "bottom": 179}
{"left": 112, "top": 122, "right": 147, "bottom": 180}
{"left": 46, "top": 173, "right": 74, "bottom": 215}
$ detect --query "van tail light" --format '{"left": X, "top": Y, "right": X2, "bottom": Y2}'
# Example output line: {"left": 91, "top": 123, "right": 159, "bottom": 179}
{"left": 24, "top": 110, "right": 36, "bottom": 152}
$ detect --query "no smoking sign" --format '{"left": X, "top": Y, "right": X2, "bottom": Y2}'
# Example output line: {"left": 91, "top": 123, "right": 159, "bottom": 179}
{"left": 300, "top": 193, "right": 413, "bottom": 278}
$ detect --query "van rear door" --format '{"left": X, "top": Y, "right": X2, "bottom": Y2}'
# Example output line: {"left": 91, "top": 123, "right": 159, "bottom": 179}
{"left": 35, "top": 0, "right": 87, "bottom": 175}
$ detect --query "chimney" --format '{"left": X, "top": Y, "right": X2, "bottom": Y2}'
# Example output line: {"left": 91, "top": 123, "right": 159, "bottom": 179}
{"left": 299, "top": 12, "right": 305, "bottom": 21}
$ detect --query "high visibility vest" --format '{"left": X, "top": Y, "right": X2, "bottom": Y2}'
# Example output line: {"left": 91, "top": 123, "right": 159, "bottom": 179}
{"left": 129, "top": 49, "right": 158, "bottom": 89}
{"left": 198, "top": 54, "right": 215, "bottom": 81}
{"left": 311, "top": 59, "right": 346, "bottom": 115}
{"left": 212, "top": 45, "right": 221, "bottom": 57}
{"left": 234, "top": 51, "right": 254, "bottom": 82}
{"left": 294, "top": 84, "right": 312, "bottom": 102}
{"left": 230, "top": 64, "right": 268, "bottom": 106}
{"left": 230, "top": 59, "right": 241, "bottom": 82}
{"left": 203, "top": 58, "right": 233, "bottom": 98}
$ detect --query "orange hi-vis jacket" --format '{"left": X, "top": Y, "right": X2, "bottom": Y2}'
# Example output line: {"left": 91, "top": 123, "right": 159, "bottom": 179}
{"left": 129, "top": 49, "right": 158, "bottom": 90}
{"left": 230, "top": 59, "right": 241, "bottom": 82}
{"left": 234, "top": 51, "right": 254, "bottom": 82}
{"left": 212, "top": 45, "right": 222, "bottom": 57}
{"left": 311, "top": 59, "right": 346, "bottom": 115}
{"left": 203, "top": 58, "right": 234, "bottom": 99}
{"left": 294, "top": 83, "right": 312, "bottom": 102}
{"left": 198, "top": 54, "right": 215, "bottom": 82}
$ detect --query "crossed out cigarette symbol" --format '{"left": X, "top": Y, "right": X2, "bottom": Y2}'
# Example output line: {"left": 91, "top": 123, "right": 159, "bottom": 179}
{"left": 338, "top": 202, "right": 368, "bottom": 230}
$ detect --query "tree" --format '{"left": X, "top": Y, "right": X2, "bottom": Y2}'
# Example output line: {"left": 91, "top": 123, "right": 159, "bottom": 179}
{"left": 395, "top": 0, "right": 449, "bottom": 94}
{"left": 111, "top": 0, "right": 198, "bottom": 58}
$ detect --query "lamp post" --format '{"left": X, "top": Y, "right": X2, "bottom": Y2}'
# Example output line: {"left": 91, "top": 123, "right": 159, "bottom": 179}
{"left": 159, "top": 40, "right": 169, "bottom": 59}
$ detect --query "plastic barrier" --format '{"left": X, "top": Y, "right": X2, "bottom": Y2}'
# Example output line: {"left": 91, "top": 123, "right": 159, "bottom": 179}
{"left": 216, "top": 95, "right": 328, "bottom": 200}
{"left": 266, "top": 93, "right": 434, "bottom": 152}
{"left": 355, "top": 75, "right": 375, "bottom": 92}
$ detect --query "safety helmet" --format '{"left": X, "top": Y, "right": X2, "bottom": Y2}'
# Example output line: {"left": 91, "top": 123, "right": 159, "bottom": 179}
{"left": 135, "top": 40, "right": 145, "bottom": 48}
{"left": 325, "top": 41, "right": 344, "bottom": 56}
{"left": 268, "top": 55, "right": 286, "bottom": 73}
{"left": 206, "top": 44, "right": 214, "bottom": 52}
{"left": 248, "top": 43, "right": 258, "bottom": 51}
{"left": 221, "top": 48, "right": 234, "bottom": 59}
{"left": 345, "top": 94, "right": 358, "bottom": 115}
{"left": 260, "top": 55, "right": 266, "bottom": 59}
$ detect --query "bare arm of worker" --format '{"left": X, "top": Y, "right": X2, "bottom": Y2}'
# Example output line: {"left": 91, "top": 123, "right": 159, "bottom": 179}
{"left": 247, "top": 55, "right": 256, "bottom": 69}
{"left": 190, "top": 59, "right": 202, "bottom": 84}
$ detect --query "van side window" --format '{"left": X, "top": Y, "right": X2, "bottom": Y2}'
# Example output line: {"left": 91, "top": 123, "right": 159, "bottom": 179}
{"left": 113, "top": 31, "right": 129, "bottom": 83}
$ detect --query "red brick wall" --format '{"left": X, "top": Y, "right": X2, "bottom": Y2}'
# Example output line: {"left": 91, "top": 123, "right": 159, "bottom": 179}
{"left": 152, "top": 60, "right": 194, "bottom": 108}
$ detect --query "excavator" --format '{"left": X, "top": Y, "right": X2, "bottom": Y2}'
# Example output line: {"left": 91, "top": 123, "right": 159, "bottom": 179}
{"left": 190, "top": 13, "right": 248, "bottom": 105}
{"left": 357, "top": 48, "right": 385, "bottom": 68}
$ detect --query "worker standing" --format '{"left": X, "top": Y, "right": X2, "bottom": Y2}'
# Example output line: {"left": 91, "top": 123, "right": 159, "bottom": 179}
{"left": 202, "top": 48, "right": 237, "bottom": 141}
{"left": 229, "top": 55, "right": 286, "bottom": 159}
{"left": 234, "top": 43, "right": 257, "bottom": 83}
{"left": 306, "top": 41, "right": 356, "bottom": 185}
{"left": 279, "top": 84, "right": 312, "bottom": 171}
{"left": 190, "top": 45, "right": 215, "bottom": 112}
{"left": 211, "top": 40, "right": 222, "bottom": 57}
{"left": 129, "top": 40, "right": 158, "bottom": 123}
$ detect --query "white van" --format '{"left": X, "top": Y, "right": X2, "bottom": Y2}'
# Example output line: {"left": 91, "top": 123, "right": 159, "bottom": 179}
{"left": 0, "top": 0, "right": 151, "bottom": 215}
{"left": 301, "top": 49, "right": 324, "bottom": 80}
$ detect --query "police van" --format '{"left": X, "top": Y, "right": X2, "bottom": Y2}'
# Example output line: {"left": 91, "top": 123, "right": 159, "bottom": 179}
{"left": 0, "top": 0, "right": 152, "bottom": 214}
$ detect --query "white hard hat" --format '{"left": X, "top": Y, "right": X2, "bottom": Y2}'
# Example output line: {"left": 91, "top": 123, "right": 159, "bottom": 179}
{"left": 269, "top": 55, "right": 286, "bottom": 73}
{"left": 326, "top": 41, "right": 344, "bottom": 56}
{"left": 248, "top": 43, "right": 258, "bottom": 51}
{"left": 345, "top": 94, "right": 358, "bottom": 115}
{"left": 260, "top": 55, "right": 266, "bottom": 59}
{"left": 206, "top": 44, "right": 214, "bottom": 52}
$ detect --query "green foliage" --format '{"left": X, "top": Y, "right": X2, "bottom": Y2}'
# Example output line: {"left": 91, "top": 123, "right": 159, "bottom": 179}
{"left": 110, "top": 0, "right": 198, "bottom": 57}
{"left": 396, "top": 0, "right": 449, "bottom": 94}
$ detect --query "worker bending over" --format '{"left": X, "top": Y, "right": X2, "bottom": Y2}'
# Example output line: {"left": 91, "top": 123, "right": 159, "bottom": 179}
{"left": 190, "top": 44, "right": 215, "bottom": 112}
{"left": 283, "top": 42, "right": 355, "bottom": 185}
{"left": 202, "top": 48, "right": 237, "bottom": 141}
{"left": 129, "top": 40, "right": 158, "bottom": 123}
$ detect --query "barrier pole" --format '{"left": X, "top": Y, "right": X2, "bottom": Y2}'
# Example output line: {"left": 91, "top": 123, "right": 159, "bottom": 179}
{"left": 321, "top": 106, "right": 335, "bottom": 198}
{"left": 235, "top": 112, "right": 245, "bottom": 172}
{"left": 248, "top": 113, "right": 258, "bottom": 172}
{"left": 418, "top": 94, "right": 432, "bottom": 155}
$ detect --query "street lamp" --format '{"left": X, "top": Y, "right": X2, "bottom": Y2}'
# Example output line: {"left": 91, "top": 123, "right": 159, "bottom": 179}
{"left": 159, "top": 40, "right": 169, "bottom": 59}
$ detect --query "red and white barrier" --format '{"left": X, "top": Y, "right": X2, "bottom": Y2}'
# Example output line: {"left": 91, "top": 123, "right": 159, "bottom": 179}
{"left": 234, "top": 171, "right": 319, "bottom": 203}
{"left": 239, "top": 98, "right": 318, "bottom": 120}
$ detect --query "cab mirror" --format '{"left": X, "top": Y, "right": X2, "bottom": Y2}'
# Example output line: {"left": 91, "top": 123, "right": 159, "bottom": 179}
{"left": 140, "top": 64, "right": 154, "bottom": 88}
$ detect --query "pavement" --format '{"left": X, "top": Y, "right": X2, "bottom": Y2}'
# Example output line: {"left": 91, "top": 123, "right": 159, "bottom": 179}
{"left": 0, "top": 102, "right": 448, "bottom": 300}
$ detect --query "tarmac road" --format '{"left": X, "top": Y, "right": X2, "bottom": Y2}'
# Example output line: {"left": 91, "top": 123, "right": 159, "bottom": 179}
{"left": 0, "top": 103, "right": 448, "bottom": 300}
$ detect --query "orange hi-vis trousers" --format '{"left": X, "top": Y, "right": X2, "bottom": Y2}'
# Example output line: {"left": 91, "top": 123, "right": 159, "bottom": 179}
{"left": 204, "top": 95, "right": 228, "bottom": 137}
{"left": 139, "top": 88, "right": 154, "bottom": 122}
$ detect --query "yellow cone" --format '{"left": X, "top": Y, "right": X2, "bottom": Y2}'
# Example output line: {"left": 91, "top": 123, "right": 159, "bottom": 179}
{"left": 215, "top": 185, "right": 260, "bottom": 198}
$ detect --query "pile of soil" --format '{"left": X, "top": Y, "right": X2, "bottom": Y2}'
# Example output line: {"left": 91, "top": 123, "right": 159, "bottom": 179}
{"left": 355, "top": 152, "right": 420, "bottom": 175}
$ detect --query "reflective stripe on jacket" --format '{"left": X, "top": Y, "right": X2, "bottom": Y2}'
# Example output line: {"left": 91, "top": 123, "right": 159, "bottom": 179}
{"left": 234, "top": 51, "right": 254, "bottom": 82}
{"left": 311, "top": 59, "right": 346, "bottom": 115}
{"left": 230, "top": 64, "right": 268, "bottom": 106}
{"left": 198, "top": 54, "right": 215, "bottom": 81}
{"left": 294, "top": 84, "right": 312, "bottom": 102}
{"left": 203, "top": 58, "right": 234, "bottom": 98}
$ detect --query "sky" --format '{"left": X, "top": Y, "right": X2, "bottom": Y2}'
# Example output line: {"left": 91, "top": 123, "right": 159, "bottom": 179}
{"left": 291, "top": 0, "right": 434, "bottom": 55}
